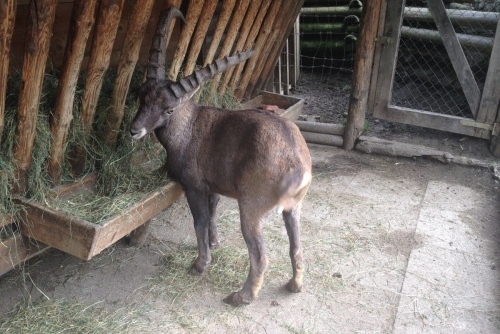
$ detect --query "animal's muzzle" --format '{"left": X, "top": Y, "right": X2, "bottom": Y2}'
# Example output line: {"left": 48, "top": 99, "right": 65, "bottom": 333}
{"left": 129, "top": 128, "right": 147, "bottom": 140}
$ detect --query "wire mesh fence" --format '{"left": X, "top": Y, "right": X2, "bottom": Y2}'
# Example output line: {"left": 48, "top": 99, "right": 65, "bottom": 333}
{"left": 392, "top": 1, "right": 499, "bottom": 119}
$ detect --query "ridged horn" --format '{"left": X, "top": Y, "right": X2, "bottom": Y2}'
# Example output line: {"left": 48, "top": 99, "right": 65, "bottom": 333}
{"left": 147, "top": 7, "right": 185, "bottom": 80}
{"left": 168, "top": 50, "right": 255, "bottom": 99}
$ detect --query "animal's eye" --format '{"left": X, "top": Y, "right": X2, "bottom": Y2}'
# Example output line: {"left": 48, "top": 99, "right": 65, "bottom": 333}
{"left": 162, "top": 109, "right": 172, "bottom": 117}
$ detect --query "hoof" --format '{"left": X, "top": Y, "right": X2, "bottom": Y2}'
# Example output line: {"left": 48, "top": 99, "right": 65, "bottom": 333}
{"left": 209, "top": 239, "right": 221, "bottom": 249}
{"left": 223, "top": 292, "right": 252, "bottom": 306}
{"left": 285, "top": 279, "right": 302, "bottom": 293}
{"left": 190, "top": 262, "right": 206, "bottom": 276}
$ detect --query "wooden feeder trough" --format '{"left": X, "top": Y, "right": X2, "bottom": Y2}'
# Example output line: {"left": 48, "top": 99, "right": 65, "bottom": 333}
{"left": 13, "top": 177, "right": 183, "bottom": 261}
{"left": 241, "top": 91, "right": 304, "bottom": 121}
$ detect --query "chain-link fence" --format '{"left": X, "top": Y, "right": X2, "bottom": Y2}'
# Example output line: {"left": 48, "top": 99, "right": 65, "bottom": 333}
{"left": 392, "top": 1, "right": 499, "bottom": 119}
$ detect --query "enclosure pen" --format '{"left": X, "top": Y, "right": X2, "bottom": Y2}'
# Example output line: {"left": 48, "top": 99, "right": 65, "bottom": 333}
{"left": 0, "top": 0, "right": 306, "bottom": 276}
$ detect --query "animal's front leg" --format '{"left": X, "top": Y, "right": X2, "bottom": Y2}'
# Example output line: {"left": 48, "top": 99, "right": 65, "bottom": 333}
{"left": 185, "top": 189, "right": 212, "bottom": 275}
{"left": 208, "top": 193, "right": 221, "bottom": 249}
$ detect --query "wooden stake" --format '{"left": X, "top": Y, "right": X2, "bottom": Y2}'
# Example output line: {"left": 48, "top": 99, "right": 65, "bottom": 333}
{"left": 236, "top": 0, "right": 283, "bottom": 100}
{"left": 105, "top": 0, "right": 156, "bottom": 146}
{"left": 203, "top": 0, "right": 237, "bottom": 66}
{"left": 183, "top": 0, "right": 219, "bottom": 76}
{"left": 168, "top": 0, "right": 206, "bottom": 80}
{"left": 48, "top": 0, "right": 98, "bottom": 185}
{"left": 255, "top": 0, "right": 305, "bottom": 96}
{"left": 82, "top": 0, "right": 125, "bottom": 135}
{"left": 343, "top": 0, "right": 382, "bottom": 150}
{"left": 0, "top": 0, "right": 16, "bottom": 145}
{"left": 208, "top": 0, "right": 251, "bottom": 92}
{"left": 218, "top": 0, "right": 269, "bottom": 96}
{"left": 13, "top": 0, "right": 57, "bottom": 192}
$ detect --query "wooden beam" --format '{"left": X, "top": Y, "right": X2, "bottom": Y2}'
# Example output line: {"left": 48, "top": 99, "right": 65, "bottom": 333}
{"left": 168, "top": 0, "right": 206, "bottom": 80}
{"left": 218, "top": 0, "right": 268, "bottom": 96}
{"left": 0, "top": 0, "right": 16, "bottom": 145}
{"left": 105, "top": 0, "right": 155, "bottom": 146}
{"left": 183, "top": 0, "right": 218, "bottom": 76}
{"left": 300, "top": 6, "right": 362, "bottom": 16}
{"left": 427, "top": 0, "right": 480, "bottom": 118}
{"left": 0, "top": 234, "right": 50, "bottom": 276}
{"left": 236, "top": 0, "right": 283, "bottom": 100}
{"left": 48, "top": 0, "right": 98, "bottom": 185}
{"left": 13, "top": 0, "right": 57, "bottom": 193}
{"left": 82, "top": 0, "right": 125, "bottom": 136}
{"left": 203, "top": 0, "right": 237, "bottom": 66}
{"left": 254, "top": 0, "right": 305, "bottom": 96}
{"left": 208, "top": 0, "right": 251, "bottom": 93}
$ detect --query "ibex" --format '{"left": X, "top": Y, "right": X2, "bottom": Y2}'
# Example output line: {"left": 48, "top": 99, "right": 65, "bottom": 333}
{"left": 130, "top": 7, "right": 312, "bottom": 306}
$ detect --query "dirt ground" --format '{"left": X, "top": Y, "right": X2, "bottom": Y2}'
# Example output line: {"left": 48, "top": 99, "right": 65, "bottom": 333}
{"left": 1, "top": 71, "right": 499, "bottom": 333}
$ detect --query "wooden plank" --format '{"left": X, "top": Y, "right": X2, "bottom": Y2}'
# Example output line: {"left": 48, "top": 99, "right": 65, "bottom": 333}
{"left": 16, "top": 181, "right": 184, "bottom": 261}
{"left": 218, "top": 0, "right": 268, "bottom": 96}
{"left": 203, "top": 0, "right": 237, "bottom": 66}
{"left": 0, "top": 0, "right": 16, "bottom": 145}
{"left": 236, "top": 0, "right": 283, "bottom": 100}
{"left": 48, "top": 0, "right": 98, "bottom": 185}
{"left": 477, "top": 18, "right": 500, "bottom": 125}
{"left": 343, "top": 0, "right": 383, "bottom": 150}
{"left": 0, "top": 214, "right": 14, "bottom": 228}
{"left": 427, "top": 0, "right": 480, "bottom": 117}
{"left": 12, "top": 0, "right": 57, "bottom": 193}
{"left": 367, "top": 0, "right": 388, "bottom": 113}
{"left": 0, "top": 234, "right": 50, "bottom": 276}
{"left": 82, "top": 0, "right": 125, "bottom": 135}
{"left": 208, "top": 0, "right": 251, "bottom": 92}
{"left": 105, "top": 0, "right": 156, "bottom": 146}
{"left": 91, "top": 182, "right": 184, "bottom": 257}
{"left": 384, "top": 105, "right": 491, "bottom": 139}
{"left": 372, "top": 0, "right": 405, "bottom": 118}
{"left": 183, "top": 0, "right": 219, "bottom": 76}
{"left": 252, "top": 0, "right": 305, "bottom": 97}
{"left": 168, "top": 0, "right": 206, "bottom": 80}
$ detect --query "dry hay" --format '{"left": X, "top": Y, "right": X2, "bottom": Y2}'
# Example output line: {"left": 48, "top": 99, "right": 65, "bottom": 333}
{"left": 0, "top": 299, "right": 149, "bottom": 334}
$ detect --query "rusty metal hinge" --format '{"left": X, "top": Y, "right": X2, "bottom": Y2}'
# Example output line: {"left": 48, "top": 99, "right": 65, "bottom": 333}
{"left": 376, "top": 36, "right": 393, "bottom": 45}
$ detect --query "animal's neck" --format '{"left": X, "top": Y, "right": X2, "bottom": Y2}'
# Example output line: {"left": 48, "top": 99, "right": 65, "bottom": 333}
{"left": 157, "top": 100, "right": 199, "bottom": 153}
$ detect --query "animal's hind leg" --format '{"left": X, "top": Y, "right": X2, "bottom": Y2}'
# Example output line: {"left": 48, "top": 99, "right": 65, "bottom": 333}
{"left": 223, "top": 200, "right": 269, "bottom": 306}
{"left": 208, "top": 194, "right": 221, "bottom": 249}
{"left": 283, "top": 202, "right": 304, "bottom": 293}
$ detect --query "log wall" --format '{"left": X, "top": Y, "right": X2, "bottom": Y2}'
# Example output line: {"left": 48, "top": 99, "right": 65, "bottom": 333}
{"left": 2, "top": 0, "right": 302, "bottom": 187}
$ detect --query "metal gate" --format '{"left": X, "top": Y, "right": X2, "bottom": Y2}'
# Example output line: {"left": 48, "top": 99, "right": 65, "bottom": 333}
{"left": 370, "top": 0, "right": 500, "bottom": 143}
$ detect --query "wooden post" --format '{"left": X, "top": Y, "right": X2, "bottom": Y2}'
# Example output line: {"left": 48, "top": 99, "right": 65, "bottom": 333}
{"left": 203, "top": 0, "right": 237, "bottom": 66}
{"left": 48, "top": 0, "right": 98, "bottom": 185}
{"left": 168, "top": 0, "right": 206, "bottom": 80}
{"left": 218, "top": 0, "right": 269, "bottom": 96}
{"left": 255, "top": 0, "right": 305, "bottom": 96}
{"left": 0, "top": 0, "right": 16, "bottom": 145}
{"left": 13, "top": 0, "right": 57, "bottom": 192}
{"left": 235, "top": 0, "right": 283, "bottom": 100}
{"left": 183, "top": 0, "right": 218, "bottom": 76}
{"left": 208, "top": 0, "right": 250, "bottom": 92}
{"left": 343, "top": 0, "right": 382, "bottom": 150}
{"left": 105, "top": 0, "right": 156, "bottom": 146}
{"left": 82, "top": 0, "right": 125, "bottom": 135}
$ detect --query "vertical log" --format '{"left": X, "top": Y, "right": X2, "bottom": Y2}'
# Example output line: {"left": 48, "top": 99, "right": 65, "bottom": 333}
{"left": 48, "top": 0, "right": 98, "bottom": 185}
{"left": 13, "top": 0, "right": 57, "bottom": 192}
{"left": 105, "top": 0, "right": 156, "bottom": 146}
{"left": 183, "top": 0, "right": 219, "bottom": 76}
{"left": 218, "top": 0, "right": 268, "bottom": 96}
{"left": 203, "top": 0, "right": 237, "bottom": 66}
{"left": 0, "top": 0, "right": 16, "bottom": 145}
{"left": 343, "top": 0, "right": 382, "bottom": 150}
{"left": 242, "top": 0, "right": 292, "bottom": 99}
{"left": 168, "top": 0, "right": 206, "bottom": 80}
{"left": 235, "top": 0, "right": 283, "bottom": 100}
{"left": 82, "top": 0, "right": 125, "bottom": 135}
{"left": 208, "top": 0, "right": 250, "bottom": 92}
{"left": 254, "top": 0, "right": 305, "bottom": 96}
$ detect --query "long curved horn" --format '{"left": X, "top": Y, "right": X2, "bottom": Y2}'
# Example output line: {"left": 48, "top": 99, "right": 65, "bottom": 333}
{"left": 168, "top": 50, "right": 255, "bottom": 99}
{"left": 147, "top": 7, "right": 185, "bottom": 80}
